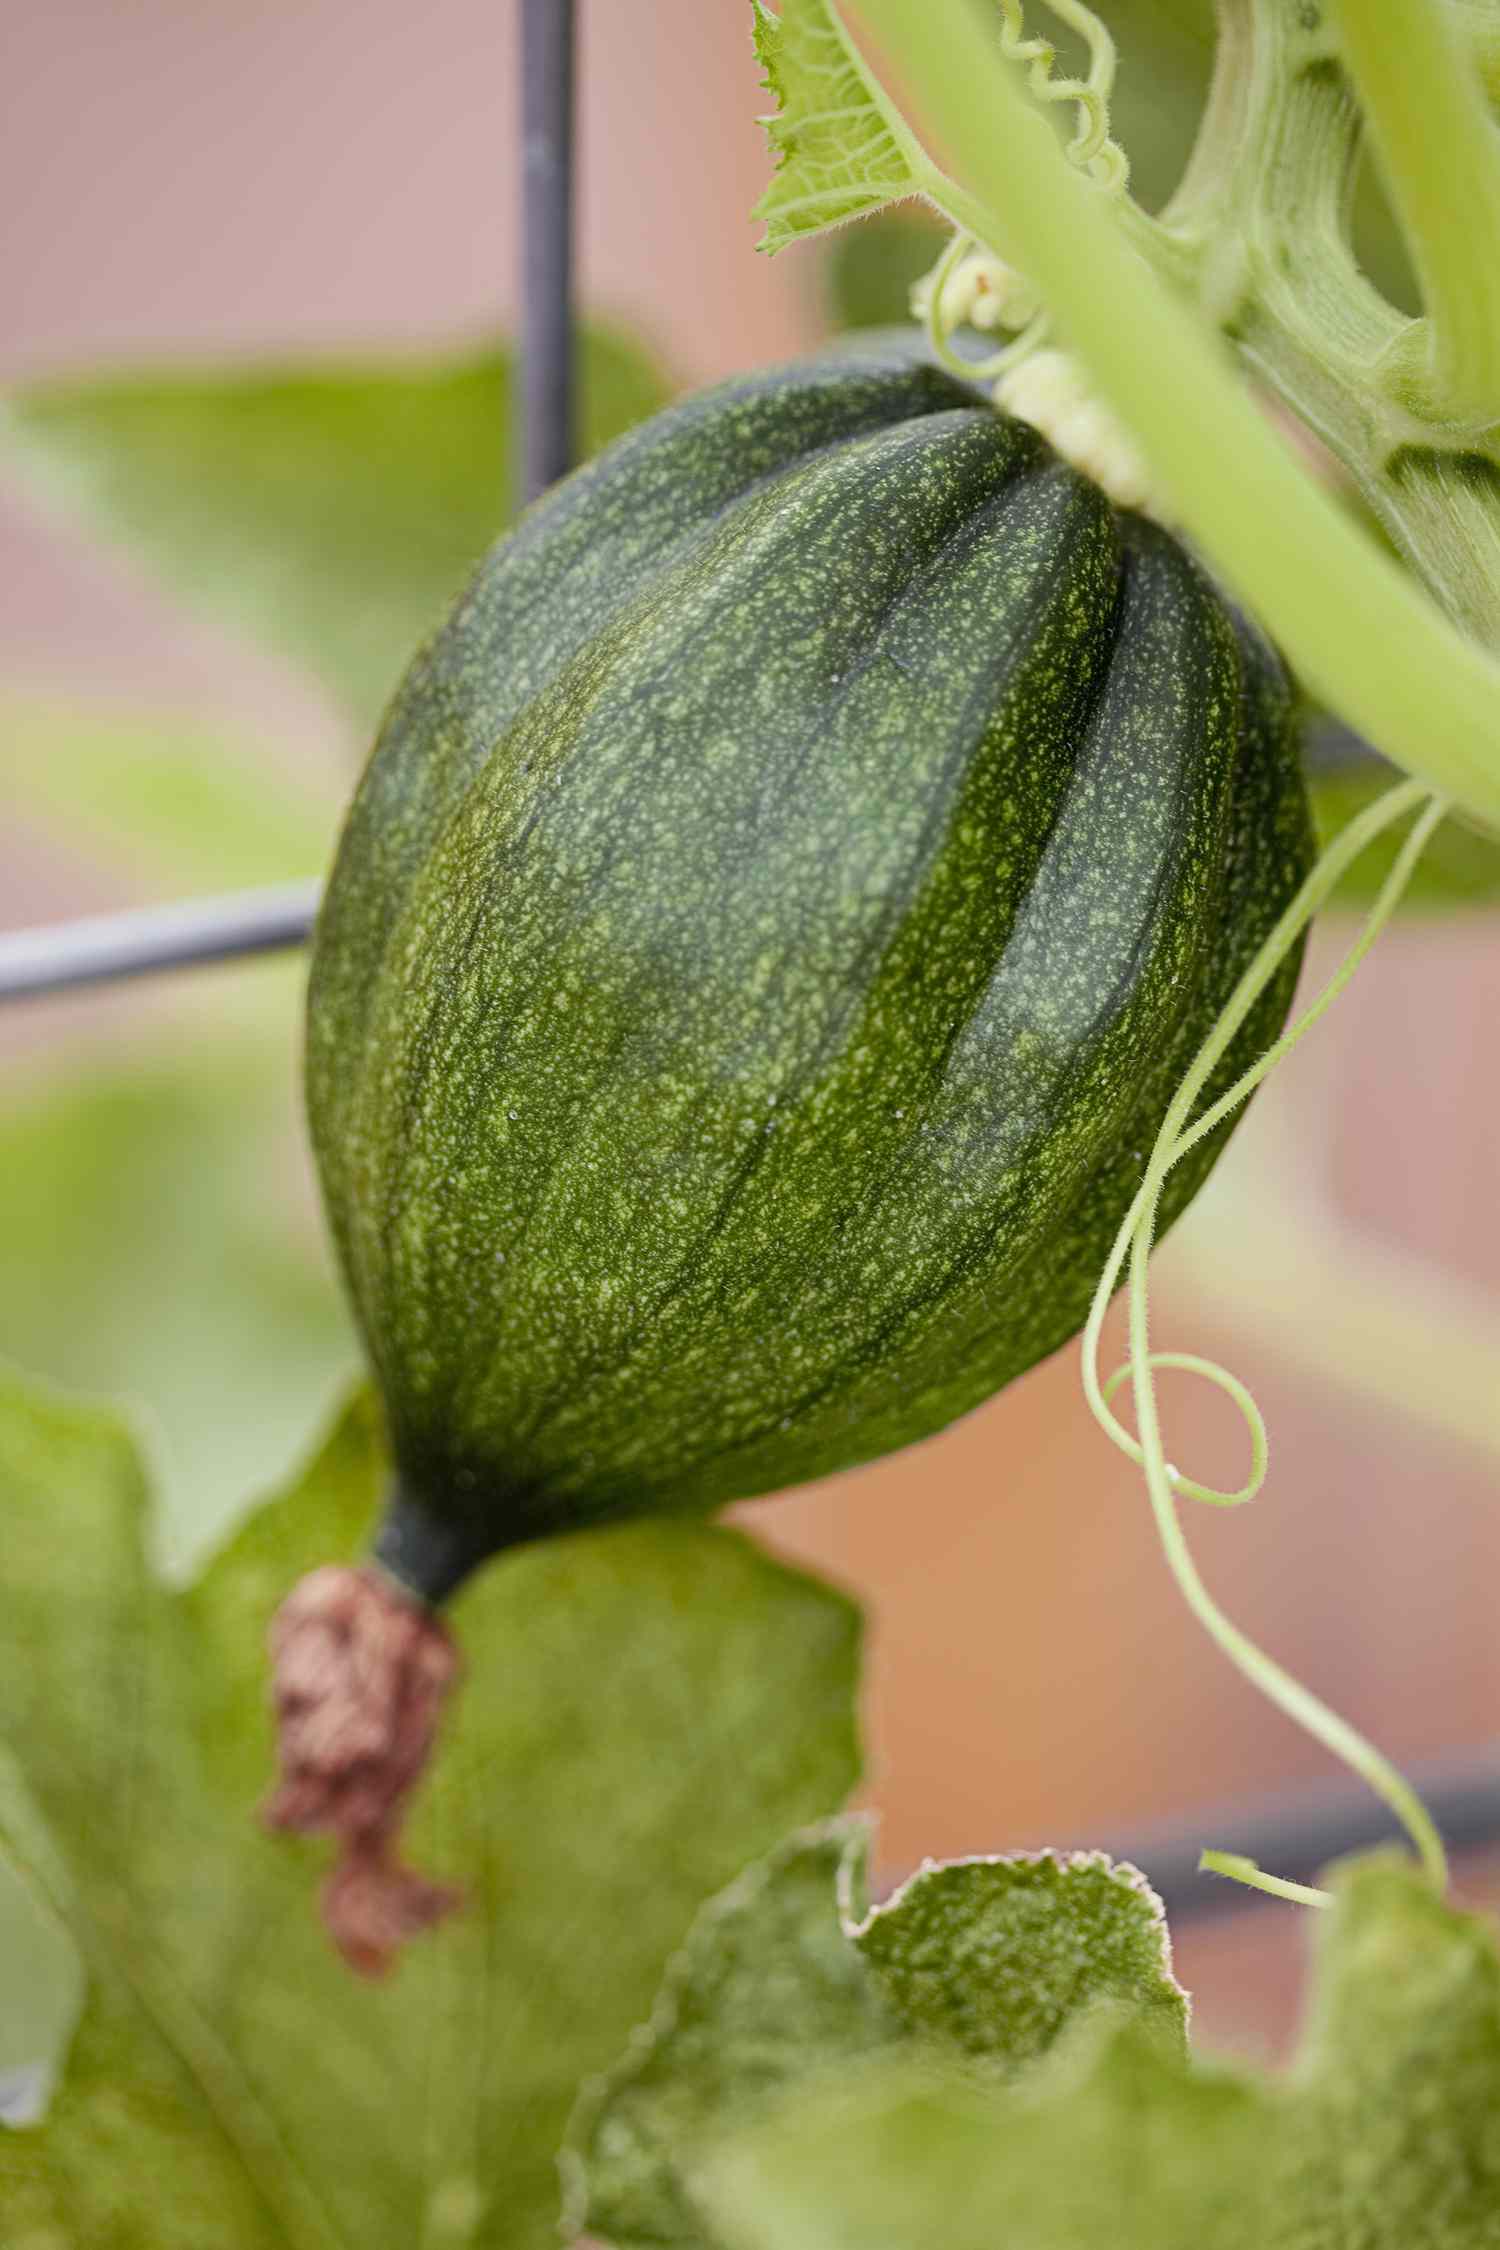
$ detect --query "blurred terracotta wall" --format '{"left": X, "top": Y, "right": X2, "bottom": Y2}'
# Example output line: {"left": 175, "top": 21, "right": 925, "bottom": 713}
{"left": 4, "top": 0, "right": 1498, "bottom": 2054}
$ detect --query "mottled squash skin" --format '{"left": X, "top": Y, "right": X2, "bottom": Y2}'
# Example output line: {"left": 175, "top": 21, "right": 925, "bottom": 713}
{"left": 306, "top": 339, "right": 1312, "bottom": 1602}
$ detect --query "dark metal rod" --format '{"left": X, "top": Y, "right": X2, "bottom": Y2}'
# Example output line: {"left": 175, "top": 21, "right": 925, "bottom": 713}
{"left": 0, "top": 881, "right": 321, "bottom": 1002}
{"left": 519, "top": 0, "right": 577, "bottom": 504}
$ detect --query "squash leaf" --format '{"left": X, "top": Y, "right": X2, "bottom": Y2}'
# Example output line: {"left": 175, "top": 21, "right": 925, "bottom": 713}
{"left": 696, "top": 2036, "right": 1265, "bottom": 2250}
{"left": 691, "top": 1857, "right": 1500, "bottom": 2250}
{"left": 0, "top": 1369, "right": 861, "bottom": 2250}
{"left": 753, "top": 0, "right": 932, "bottom": 253}
{"left": 2, "top": 327, "right": 672, "bottom": 730}
{"left": 567, "top": 1823, "right": 1185, "bottom": 2247}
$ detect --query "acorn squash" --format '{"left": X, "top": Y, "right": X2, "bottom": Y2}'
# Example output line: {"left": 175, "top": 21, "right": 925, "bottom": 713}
{"left": 306, "top": 338, "right": 1313, "bottom": 1604}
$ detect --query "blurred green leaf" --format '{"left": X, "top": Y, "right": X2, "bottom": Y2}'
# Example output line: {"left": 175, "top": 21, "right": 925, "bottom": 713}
{"left": 697, "top": 2038, "right": 1265, "bottom": 2250}
{"left": 822, "top": 209, "right": 946, "bottom": 333}
{"left": 0, "top": 1790, "right": 82, "bottom": 2127}
{"left": 570, "top": 1825, "right": 1185, "bottom": 2247}
{"left": 0, "top": 1035, "right": 353, "bottom": 1574}
{"left": 0, "top": 696, "right": 336, "bottom": 894}
{"left": 0, "top": 1372, "right": 861, "bottom": 2249}
{"left": 693, "top": 1857, "right": 1500, "bottom": 2250}
{"left": 4, "top": 328, "right": 673, "bottom": 730}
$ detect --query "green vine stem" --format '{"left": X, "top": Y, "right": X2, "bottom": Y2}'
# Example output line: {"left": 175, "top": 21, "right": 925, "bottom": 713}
{"left": 1333, "top": 0, "right": 1500, "bottom": 422}
{"left": 852, "top": 0, "right": 1500, "bottom": 831}
{"left": 1080, "top": 780, "right": 1450, "bottom": 1900}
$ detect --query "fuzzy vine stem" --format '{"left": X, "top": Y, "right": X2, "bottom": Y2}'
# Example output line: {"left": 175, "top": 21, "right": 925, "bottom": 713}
{"left": 1081, "top": 781, "right": 1450, "bottom": 1902}
{"left": 1332, "top": 0, "right": 1500, "bottom": 423}
{"left": 850, "top": 0, "right": 1500, "bottom": 831}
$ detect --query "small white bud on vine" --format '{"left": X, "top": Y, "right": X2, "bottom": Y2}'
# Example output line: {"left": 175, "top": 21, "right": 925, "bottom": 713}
{"left": 995, "top": 348, "right": 1154, "bottom": 514}
{"left": 912, "top": 247, "right": 1041, "bottom": 341}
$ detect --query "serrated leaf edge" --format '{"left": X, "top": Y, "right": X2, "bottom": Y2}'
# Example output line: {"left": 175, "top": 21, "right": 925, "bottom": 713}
{"left": 751, "top": 0, "right": 936, "bottom": 253}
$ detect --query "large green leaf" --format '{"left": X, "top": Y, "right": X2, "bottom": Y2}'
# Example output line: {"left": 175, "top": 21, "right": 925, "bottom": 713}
{"left": 693, "top": 1857, "right": 1500, "bottom": 2250}
{"left": 569, "top": 1823, "right": 1185, "bottom": 2247}
{"left": 698, "top": 2037, "right": 1266, "bottom": 2250}
{"left": 4, "top": 328, "right": 672, "bottom": 729}
{"left": 0, "top": 1371, "right": 861, "bottom": 2249}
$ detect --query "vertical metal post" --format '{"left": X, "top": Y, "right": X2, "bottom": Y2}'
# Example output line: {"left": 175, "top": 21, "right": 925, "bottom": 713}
{"left": 519, "top": 0, "right": 577, "bottom": 505}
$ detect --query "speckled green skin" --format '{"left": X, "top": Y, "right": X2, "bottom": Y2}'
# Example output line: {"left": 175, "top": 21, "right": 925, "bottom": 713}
{"left": 306, "top": 339, "right": 1313, "bottom": 1602}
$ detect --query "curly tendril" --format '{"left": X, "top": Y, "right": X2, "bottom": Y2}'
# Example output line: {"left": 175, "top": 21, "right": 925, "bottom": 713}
{"left": 996, "top": 0, "right": 1129, "bottom": 191}
{"left": 1099, "top": 1353, "right": 1268, "bottom": 1508}
{"left": 917, "top": 3, "right": 1128, "bottom": 382}
{"left": 1081, "top": 780, "right": 1451, "bottom": 1907}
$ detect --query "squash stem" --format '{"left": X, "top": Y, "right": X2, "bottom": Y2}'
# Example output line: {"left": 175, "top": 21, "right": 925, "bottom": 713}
{"left": 372, "top": 1478, "right": 503, "bottom": 1608}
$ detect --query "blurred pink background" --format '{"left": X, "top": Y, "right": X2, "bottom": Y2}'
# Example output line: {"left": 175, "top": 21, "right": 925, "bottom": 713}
{"left": 3, "top": 0, "right": 1498, "bottom": 2059}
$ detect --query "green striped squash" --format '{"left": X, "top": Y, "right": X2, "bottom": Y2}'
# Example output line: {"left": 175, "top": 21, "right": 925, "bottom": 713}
{"left": 306, "top": 339, "right": 1312, "bottom": 1604}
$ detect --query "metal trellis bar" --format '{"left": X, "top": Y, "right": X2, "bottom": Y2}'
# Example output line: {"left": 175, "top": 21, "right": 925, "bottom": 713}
{"left": 0, "top": 882, "right": 321, "bottom": 1002}
{"left": 520, "top": 0, "right": 577, "bottom": 505}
